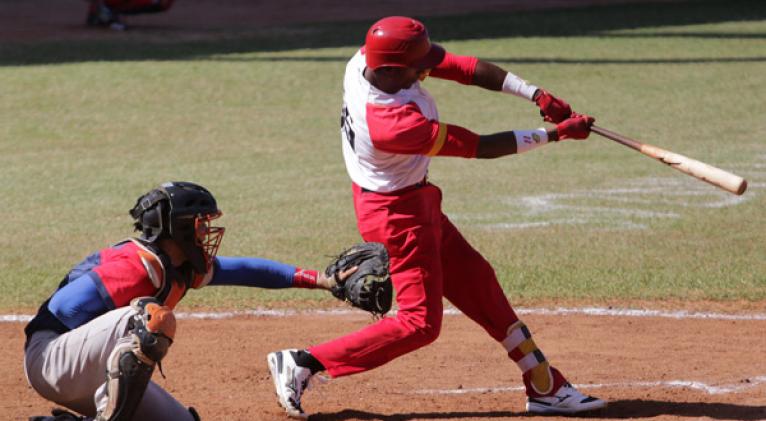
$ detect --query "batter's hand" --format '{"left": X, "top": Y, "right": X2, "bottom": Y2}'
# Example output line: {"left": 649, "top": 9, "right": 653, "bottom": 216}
{"left": 554, "top": 113, "right": 595, "bottom": 140}
{"left": 534, "top": 90, "right": 572, "bottom": 123}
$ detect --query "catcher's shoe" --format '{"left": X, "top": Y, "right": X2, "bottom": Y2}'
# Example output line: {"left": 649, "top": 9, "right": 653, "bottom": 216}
{"left": 526, "top": 382, "right": 606, "bottom": 415}
{"left": 268, "top": 349, "right": 313, "bottom": 419}
{"left": 29, "top": 408, "right": 86, "bottom": 420}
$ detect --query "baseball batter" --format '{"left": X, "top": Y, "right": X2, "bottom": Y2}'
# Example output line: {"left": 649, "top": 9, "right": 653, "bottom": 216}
{"left": 25, "top": 181, "right": 354, "bottom": 421}
{"left": 268, "top": 16, "right": 605, "bottom": 418}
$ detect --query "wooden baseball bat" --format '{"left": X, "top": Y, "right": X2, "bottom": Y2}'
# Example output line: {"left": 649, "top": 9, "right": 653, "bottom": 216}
{"left": 591, "top": 125, "right": 747, "bottom": 196}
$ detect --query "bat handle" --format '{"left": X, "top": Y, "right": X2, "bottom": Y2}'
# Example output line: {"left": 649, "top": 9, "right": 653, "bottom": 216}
{"left": 591, "top": 125, "right": 642, "bottom": 151}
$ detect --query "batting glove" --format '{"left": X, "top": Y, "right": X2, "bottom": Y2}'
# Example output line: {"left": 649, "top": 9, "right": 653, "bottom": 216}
{"left": 555, "top": 113, "right": 595, "bottom": 140}
{"left": 535, "top": 90, "right": 572, "bottom": 123}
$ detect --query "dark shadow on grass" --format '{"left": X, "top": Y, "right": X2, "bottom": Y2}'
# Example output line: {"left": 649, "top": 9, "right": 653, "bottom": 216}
{"left": 458, "top": 56, "right": 766, "bottom": 65}
{"left": 1, "top": 0, "right": 765, "bottom": 66}
{"left": 597, "top": 31, "right": 766, "bottom": 39}
{"left": 309, "top": 400, "right": 766, "bottom": 420}
{"left": 204, "top": 55, "right": 766, "bottom": 65}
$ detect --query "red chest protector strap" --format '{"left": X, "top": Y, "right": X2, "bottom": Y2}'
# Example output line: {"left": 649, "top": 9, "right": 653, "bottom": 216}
{"left": 124, "top": 238, "right": 190, "bottom": 310}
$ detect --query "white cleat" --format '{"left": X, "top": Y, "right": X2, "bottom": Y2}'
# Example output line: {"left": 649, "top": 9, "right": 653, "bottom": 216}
{"left": 267, "top": 349, "right": 313, "bottom": 419}
{"left": 526, "top": 382, "right": 607, "bottom": 415}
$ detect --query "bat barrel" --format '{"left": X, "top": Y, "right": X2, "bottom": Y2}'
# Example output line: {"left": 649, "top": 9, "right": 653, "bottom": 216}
{"left": 640, "top": 144, "right": 748, "bottom": 195}
{"left": 592, "top": 125, "right": 748, "bottom": 196}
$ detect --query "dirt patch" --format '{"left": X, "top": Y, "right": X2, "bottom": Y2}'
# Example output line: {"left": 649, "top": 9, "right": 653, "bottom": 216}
{"left": 0, "top": 0, "right": 689, "bottom": 43}
{"left": 4, "top": 307, "right": 765, "bottom": 420}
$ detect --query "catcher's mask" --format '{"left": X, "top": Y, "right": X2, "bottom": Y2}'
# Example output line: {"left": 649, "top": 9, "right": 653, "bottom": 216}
{"left": 130, "top": 181, "right": 225, "bottom": 274}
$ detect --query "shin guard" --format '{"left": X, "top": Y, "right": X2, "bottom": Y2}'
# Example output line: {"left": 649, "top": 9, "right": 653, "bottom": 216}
{"left": 96, "top": 297, "right": 176, "bottom": 421}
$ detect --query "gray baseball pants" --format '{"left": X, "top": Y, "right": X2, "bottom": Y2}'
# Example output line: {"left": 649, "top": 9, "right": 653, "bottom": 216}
{"left": 24, "top": 306, "right": 195, "bottom": 420}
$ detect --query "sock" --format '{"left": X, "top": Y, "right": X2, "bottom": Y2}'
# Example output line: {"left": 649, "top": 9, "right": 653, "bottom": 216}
{"left": 502, "top": 321, "right": 565, "bottom": 397}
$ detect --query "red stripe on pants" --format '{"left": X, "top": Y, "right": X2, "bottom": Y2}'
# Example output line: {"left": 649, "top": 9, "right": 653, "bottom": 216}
{"left": 309, "top": 183, "right": 519, "bottom": 377}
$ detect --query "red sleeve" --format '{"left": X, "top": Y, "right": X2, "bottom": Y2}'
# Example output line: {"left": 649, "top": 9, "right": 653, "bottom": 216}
{"left": 429, "top": 52, "right": 478, "bottom": 85}
{"left": 438, "top": 124, "right": 480, "bottom": 158}
{"left": 93, "top": 252, "right": 156, "bottom": 307}
{"left": 366, "top": 102, "right": 479, "bottom": 158}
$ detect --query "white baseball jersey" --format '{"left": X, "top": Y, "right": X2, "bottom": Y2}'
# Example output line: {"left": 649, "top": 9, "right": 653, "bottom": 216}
{"left": 340, "top": 49, "right": 481, "bottom": 193}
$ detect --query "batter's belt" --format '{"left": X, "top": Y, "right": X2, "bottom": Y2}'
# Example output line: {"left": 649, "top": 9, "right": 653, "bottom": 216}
{"left": 361, "top": 177, "right": 428, "bottom": 195}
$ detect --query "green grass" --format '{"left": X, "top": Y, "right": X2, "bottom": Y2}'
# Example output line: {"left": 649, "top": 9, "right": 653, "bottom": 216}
{"left": 1, "top": 0, "right": 765, "bottom": 310}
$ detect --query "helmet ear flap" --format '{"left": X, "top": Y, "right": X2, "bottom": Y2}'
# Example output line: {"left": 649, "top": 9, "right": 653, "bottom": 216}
{"left": 131, "top": 199, "right": 167, "bottom": 242}
{"left": 140, "top": 202, "right": 165, "bottom": 242}
{"left": 130, "top": 188, "right": 171, "bottom": 242}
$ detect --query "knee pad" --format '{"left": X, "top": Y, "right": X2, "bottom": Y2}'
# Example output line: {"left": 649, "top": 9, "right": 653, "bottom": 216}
{"left": 129, "top": 297, "right": 176, "bottom": 364}
{"left": 96, "top": 297, "right": 176, "bottom": 421}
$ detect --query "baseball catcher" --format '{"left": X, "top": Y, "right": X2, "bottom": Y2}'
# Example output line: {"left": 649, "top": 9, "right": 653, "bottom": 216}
{"left": 325, "top": 242, "right": 392, "bottom": 316}
{"left": 25, "top": 181, "right": 357, "bottom": 421}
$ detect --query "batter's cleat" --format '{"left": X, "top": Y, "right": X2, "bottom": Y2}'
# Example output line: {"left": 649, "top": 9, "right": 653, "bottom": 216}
{"left": 526, "top": 382, "right": 606, "bottom": 415}
{"left": 268, "top": 349, "right": 313, "bottom": 419}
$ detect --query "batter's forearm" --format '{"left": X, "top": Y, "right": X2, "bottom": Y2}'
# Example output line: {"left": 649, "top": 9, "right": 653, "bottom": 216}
{"left": 476, "top": 128, "right": 558, "bottom": 159}
{"left": 473, "top": 60, "right": 540, "bottom": 101}
{"left": 476, "top": 131, "right": 517, "bottom": 158}
{"left": 472, "top": 60, "right": 507, "bottom": 91}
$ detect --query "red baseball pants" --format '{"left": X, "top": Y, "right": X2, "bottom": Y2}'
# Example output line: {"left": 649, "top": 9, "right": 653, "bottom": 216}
{"left": 310, "top": 183, "right": 520, "bottom": 376}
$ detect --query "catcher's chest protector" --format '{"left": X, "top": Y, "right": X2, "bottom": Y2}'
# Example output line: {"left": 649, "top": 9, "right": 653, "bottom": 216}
{"left": 128, "top": 239, "right": 212, "bottom": 308}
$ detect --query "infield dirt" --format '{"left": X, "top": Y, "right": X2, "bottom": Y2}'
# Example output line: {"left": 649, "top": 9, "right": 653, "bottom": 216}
{"left": 3, "top": 308, "right": 765, "bottom": 420}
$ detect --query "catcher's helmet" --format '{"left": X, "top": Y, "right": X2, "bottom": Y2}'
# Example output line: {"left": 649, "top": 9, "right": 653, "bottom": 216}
{"left": 364, "top": 16, "right": 445, "bottom": 70}
{"left": 130, "top": 181, "right": 225, "bottom": 274}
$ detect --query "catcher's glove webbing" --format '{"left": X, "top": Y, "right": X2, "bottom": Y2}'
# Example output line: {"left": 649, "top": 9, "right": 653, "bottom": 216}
{"left": 325, "top": 242, "right": 393, "bottom": 316}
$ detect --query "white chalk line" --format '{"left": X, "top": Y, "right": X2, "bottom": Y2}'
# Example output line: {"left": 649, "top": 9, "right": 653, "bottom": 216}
{"left": 451, "top": 165, "right": 764, "bottom": 230}
{"left": 3, "top": 306, "right": 765, "bottom": 323}
{"left": 413, "top": 376, "right": 766, "bottom": 396}
{"left": 7, "top": 306, "right": 764, "bottom": 397}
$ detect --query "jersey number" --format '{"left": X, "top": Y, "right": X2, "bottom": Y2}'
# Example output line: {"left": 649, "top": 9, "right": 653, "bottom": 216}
{"left": 340, "top": 105, "right": 355, "bottom": 151}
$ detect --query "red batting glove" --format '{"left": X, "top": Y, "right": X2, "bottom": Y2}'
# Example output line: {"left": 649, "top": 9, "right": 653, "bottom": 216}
{"left": 555, "top": 113, "right": 595, "bottom": 140}
{"left": 535, "top": 90, "right": 572, "bottom": 123}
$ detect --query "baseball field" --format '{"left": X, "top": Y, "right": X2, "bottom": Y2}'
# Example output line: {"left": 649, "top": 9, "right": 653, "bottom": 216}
{"left": 1, "top": 0, "right": 765, "bottom": 419}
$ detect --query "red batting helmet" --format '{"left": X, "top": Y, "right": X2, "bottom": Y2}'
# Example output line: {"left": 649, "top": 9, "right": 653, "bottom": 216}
{"left": 364, "top": 16, "right": 445, "bottom": 70}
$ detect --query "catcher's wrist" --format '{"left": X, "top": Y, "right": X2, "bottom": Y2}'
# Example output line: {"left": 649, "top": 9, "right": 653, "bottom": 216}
{"left": 293, "top": 268, "right": 320, "bottom": 289}
{"left": 315, "top": 272, "right": 336, "bottom": 290}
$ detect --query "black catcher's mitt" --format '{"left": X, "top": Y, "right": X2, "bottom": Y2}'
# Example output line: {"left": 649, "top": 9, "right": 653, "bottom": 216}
{"left": 325, "top": 242, "right": 392, "bottom": 316}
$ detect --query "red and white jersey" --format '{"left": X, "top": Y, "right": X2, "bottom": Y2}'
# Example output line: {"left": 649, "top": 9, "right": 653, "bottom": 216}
{"left": 341, "top": 48, "right": 481, "bottom": 193}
